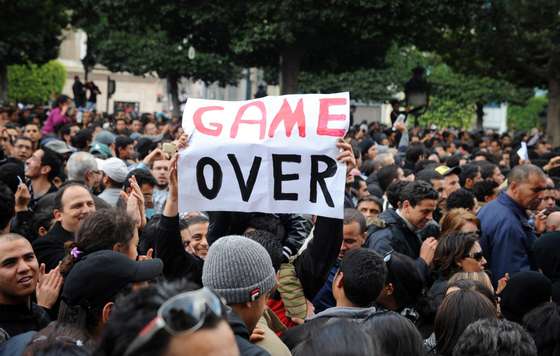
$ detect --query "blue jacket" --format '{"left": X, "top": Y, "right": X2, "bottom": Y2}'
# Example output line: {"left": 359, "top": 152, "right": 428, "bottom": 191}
{"left": 478, "top": 192, "right": 536, "bottom": 285}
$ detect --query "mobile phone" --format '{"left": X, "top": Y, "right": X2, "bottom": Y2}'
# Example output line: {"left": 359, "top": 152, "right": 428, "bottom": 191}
{"left": 162, "top": 142, "right": 177, "bottom": 155}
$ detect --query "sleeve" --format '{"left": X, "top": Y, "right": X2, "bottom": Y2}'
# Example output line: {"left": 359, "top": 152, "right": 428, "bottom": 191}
{"left": 365, "top": 229, "right": 393, "bottom": 256}
{"left": 11, "top": 210, "right": 35, "bottom": 242}
{"left": 487, "top": 222, "right": 529, "bottom": 286}
{"left": 155, "top": 214, "right": 203, "bottom": 285}
{"left": 279, "top": 214, "right": 313, "bottom": 260}
{"left": 207, "top": 211, "right": 233, "bottom": 246}
{"left": 294, "top": 216, "right": 343, "bottom": 300}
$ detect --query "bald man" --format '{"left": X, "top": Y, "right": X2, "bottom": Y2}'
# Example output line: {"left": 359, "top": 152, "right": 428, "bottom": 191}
{"left": 546, "top": 211, "right": 560, "bottom": 232}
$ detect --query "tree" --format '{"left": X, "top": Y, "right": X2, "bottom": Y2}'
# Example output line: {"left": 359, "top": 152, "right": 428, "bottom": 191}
{"left": 0, "top": 0, "right": 69, "bottom": 103}
{"left": 423, "top": 1, "right": 560, "bottom": 145}
{"left": 298, "top": 45, "right": 531, "bottom": 128}
{"left": 7, "top": 60, "right": 66, "bottom": 104}
{"left": 68, "top": 0, "right": 241, "bottom": 117}
{"left": 194, "top": 0, "right": 478, "bottom": 94}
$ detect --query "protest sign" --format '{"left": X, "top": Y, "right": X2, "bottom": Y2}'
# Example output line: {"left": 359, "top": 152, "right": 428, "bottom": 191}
{"left": 178, "top": 92, "right": 349, "bottom": 218}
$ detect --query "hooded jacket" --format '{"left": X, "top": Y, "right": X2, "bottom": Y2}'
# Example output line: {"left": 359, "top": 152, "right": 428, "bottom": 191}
{"left": 32, "top": 222, "right": 74, "bottom": 273}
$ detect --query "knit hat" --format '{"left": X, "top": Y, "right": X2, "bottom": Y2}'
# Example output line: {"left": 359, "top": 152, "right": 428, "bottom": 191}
{"left": 202, "top": 235, "right": 276, "bottom": 304}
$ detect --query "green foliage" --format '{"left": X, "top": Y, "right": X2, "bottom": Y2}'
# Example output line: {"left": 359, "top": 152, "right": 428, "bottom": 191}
{"left": 507, "top": 96, "right": 547, "bottom": 131}
{"left": 7, "top": 61, "right": 66, "bottom": 104}
{"left": 418, "top": 97, "right": 475, "bottom": 129}
{"left": 0, "top": 0, "right": 69, "bottom": 67}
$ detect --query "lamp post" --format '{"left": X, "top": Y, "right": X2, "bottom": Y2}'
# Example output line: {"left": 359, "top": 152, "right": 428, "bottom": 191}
{"left": 404, "top": 66, "right": 430, "bottom": 127}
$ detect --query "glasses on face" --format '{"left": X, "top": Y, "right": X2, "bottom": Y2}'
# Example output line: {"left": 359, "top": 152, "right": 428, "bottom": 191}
{"left": 466, "top": 251, "right": 485, "bottom": 262}
{"left": 123, "top": 287, "right": 227, "bottom": 356}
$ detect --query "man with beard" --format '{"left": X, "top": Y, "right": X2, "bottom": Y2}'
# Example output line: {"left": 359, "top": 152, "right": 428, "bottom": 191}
{"left": 151, "top": 158, "right": 169, "bottom": 214}
{"left": 478, "top": 164, "right": 548, "bottom": 285}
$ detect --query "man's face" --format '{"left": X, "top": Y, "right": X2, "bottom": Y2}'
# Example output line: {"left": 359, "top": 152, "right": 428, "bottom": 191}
{"left": 537, "top": 189, "right": 556, "bottom": 211}
{"left": 131, "top": 120, "right": 143, "bottom": 133}
{"left": 152, "top": 160, "right": 170, "bottom": 187}
{"left": 431, "top": 178, "right": 445, "bottom": 208}
{"left": 0, "top": 238, "right": 39, "bottom": 304}
{"left": 339, "top": 221, "right": 365, "bottom": 259}
{"left": 116, "top": 120, "right": 127, "bottom": 133}
{"left": 141, "top": 184, "right": 154, "bottom": 209}
{"left": 56, "top": 186, "right": 96, "bottom": 232}
{"left": 357, "top": 180, "right": 370, "bottom": 199}
{"left": 144, "top": 123, "right": 158, "bottom": 136}
{"left": 489, "top": 141, "right": 501, "bottom": 154}
{"left": 119, "top": 144, "right": 135, "bottom": 160}
{"left": 443, "top": 174, "right": 460, "bottom": 199}
{"left": 492, "top": 167, "right": 505, "bottom": 186}
{"left": 402, "top": 199, "right": 437, "bottom": 229}
{"left": 24, "top": 125, "right": 41, "bottom": 143}
{"left": 25, "top": 149, "right": 45, "bottom": 179}
{"left": 510, "top": 174, "right": 548, "bottom": 210}
{"left": 13, "top": 139, "right": 33, "bottom": 161}
{"left": 357, "top": 201, "right": 381, "bottom": 219}
{"left": 181, "top": 222, "right": 209, "bottom": 259}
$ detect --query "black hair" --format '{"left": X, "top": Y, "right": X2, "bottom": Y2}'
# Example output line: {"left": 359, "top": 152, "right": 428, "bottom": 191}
{"left": 445, "top": 155, "right": 460, "bottom": 168}
{"left": 40, "top": 147, "right": 63, "bottom": 181}
{"left": 414, "top": 159, "right": 439, "bottom": 173}
{"left": 454, "top": 318, "right": 537, "bottom": 356}
{"left": 480, "top": 163, "right": 499, "bottom": 180}
{"left": 53, "top": 95, "right": 70, "bottom": 109}
{"left": 405, "top": 144, "right": 427, "bottom": 164}
{"left": 60, "top": 209, "right": 135, "bottom": 276}
{"left": 459, "top": 164, "right": 481, "bottom": 187}
{"left": 179, "top": 215, "right": 209, "bottom": 231}
{"left": 400, "top": 180, "right": 439, "bottom": 207}
{"left": 343, "top": 208, "right": 367, "bottom": 233}
{"left": 383, "top": 252, "right": 424, "bottom": 310}
{"left": 115, "top": 135, "right": 134, "bottom": 151}
{"left": 472, "top": 180, "right": 499, "bottom": 202}
{"left": 356, "top": 196, "right": 383, "bottom": 213}
{"left": 433, "top": 232, "right": 479, "bottom": 279}
{"left": 96, "top": 280, "right": 223, "bottom": 356}
{"left": 362, "top": 311, "right": 425, "bottom": 356}
{"left": 415, "top": 168, "right": 443, "bottom": 185}
{"left": 523, "top": 302, "right": 560, "bottom": 356}
{"left": 14, "top": 135, "right": 33, "bottom": 144}
{"left": 435, "top": 289, "right": 497, "bottom": 356}
{"left": 0, "top": 182, "right": 15, "bottom": 231}
{"left": 293, "top": 319, "right": 378, "bottom": 356}
{"left": 339, "top": 248, "right": 387, "bottom": 307}
{"left": 71, "top": 129, "right": 93, "bottom": 151}
{"left": 125, "top": 169, "right": 157, "bottom": 188}
{"left": 24, "top": 322, "right": 95, "bottom": 356}
{"left": 386, "top": 180, "right": 410, "bottom": 209}
{"left": 377, "top": 164, "right": 402, "bottom": 192}
{"left": 446, "top": 189, "right": 476, "bottom": 211}
{"left": 31, "top": 211, "right": 54, "bottom": 241}
{"left": 245, "top": 229, "right": 283, "bottom": 272}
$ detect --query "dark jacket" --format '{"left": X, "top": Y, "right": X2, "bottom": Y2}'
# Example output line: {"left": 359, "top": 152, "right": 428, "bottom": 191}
{"left": 228, "top": 311, "right": 270, "bottom": 356}
{"left": 154, "top": 214, "right": 203, "bottom": 285}
{"left": 0, "top": 331, "right": 36, "bottom": 356}
{"left": 207, "top": 212, "right": 311, "bottom": 260}
{"left": 478, "top": 192, "right": 536, "bottom": 285}
{"left": 365, "top": 209, "right": 430, "bottom": 281}
{"left": 32, "top": 222, "right": 74, "bottom": 272}
{"left": 281, "top": 306, "right": 382, "bottom": 351}
{"left": 0, "top": 303, "right": 50, "bottom": 338}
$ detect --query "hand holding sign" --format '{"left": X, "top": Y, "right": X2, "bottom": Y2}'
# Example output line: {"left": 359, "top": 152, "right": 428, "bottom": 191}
{"left": 178, "top": 93, "right": 349, "bottom": 218}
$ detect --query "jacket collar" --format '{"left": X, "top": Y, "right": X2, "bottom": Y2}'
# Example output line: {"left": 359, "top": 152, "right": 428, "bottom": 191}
{"left": 497, "top": 192, "right": 529, "bottom": 220}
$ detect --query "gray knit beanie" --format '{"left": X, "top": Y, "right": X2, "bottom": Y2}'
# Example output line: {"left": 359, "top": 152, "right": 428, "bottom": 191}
{"left": 202, "top": 235, "right": 276, "bottom": 304}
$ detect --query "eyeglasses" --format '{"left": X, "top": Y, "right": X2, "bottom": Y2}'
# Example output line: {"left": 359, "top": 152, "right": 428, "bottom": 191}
{"left": 123, "top": 287, "right": 227, "bottom": 356}
{"left": 466, "top": 251, "right": 485, "bottom": 262}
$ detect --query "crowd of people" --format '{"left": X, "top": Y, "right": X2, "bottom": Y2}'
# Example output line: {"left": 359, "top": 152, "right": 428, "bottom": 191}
{"left": 0, "top": 94, "right": 559, "bottom": 356}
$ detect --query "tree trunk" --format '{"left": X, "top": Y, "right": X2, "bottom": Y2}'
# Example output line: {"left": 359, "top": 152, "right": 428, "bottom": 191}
{"left": 279, "top": 46, "right": 303, "bottom": 95}
{"left": 167, "top": 73, "right": 181, "bottom": 118}
{"left": 547, "top": 78, "right": 560, "bottom": 148}
{"left": 0, "top": 65, "right": 7, "bottom": 104}
{"left": 475, "top": 102, "right": 485, "bottom": 130}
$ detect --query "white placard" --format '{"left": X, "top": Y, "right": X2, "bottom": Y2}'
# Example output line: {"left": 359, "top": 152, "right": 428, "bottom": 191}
{"left": 517, "top": 142, "right": 528, "bottom": 161}
{"left": 178, "top": 92, "right": 350, "bottom": 218}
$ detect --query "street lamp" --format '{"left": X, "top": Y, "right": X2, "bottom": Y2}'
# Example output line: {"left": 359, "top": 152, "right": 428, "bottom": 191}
{"left": 404, "top": 66, "right": 430, "bottom": 127}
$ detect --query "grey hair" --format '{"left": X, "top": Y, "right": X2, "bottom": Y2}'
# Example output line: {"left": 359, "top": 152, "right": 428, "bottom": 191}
{"left": 67, "top": 152, "right": 98, "bottom": 182}
{"left": 508, "top": 164, "right": 546, "bottom": 184}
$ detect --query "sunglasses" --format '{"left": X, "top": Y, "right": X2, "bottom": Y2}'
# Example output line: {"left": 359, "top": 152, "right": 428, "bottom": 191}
{"left": 124, "top": 287, "right": 227, "bottom": 356}
{"left": 466, "top": 251, "right": 485, "bottom": 262}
